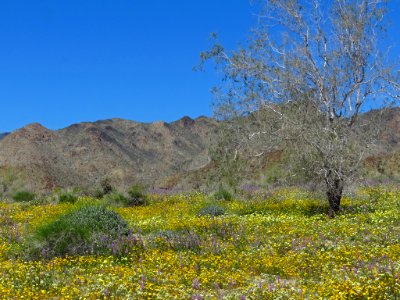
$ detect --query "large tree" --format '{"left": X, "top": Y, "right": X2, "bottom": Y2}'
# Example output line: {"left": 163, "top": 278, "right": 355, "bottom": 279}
{"left": 202, "top": 0, "right": 399, "bottom": 215}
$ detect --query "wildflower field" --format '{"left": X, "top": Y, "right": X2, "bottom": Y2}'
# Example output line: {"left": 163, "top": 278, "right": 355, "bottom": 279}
{"left": 0, "top": 187, "right": 399, "bottom": 299}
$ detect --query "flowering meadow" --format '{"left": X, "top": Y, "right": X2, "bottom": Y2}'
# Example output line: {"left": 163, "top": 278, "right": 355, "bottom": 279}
{"left": 0, "top": 187, "right": 399, "bottom": 299}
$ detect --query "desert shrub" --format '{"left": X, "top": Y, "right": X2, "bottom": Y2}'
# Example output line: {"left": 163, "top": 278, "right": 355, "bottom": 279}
{"left": 212, "top": 188, "right": 233, "bottom": 201}
{"left": 45, "top": 188, "right": 81, "bottom": 204}
{"left": 126, "top": 184, "right": 148, "bottom": 206}
{"left": 90, "top": 178, "right": 115, "bottom": 199}
{"left": 91, "top": 189, "right": 105, "bottom": 199}
{"left": 104, "top": 192, "right": 129, "bottom": 206}
{"left": 58, "top": 191, "right": 78, "bottom": 204}
{"left": 24, "top": 205, "right": 142, "bottom": 259}
{"left": 100, "top": 178, "right": 114, "bottom": 195}
{"left": 12, "top": 191, "right": 36, "bottom": 202}
{"left": 197, "top": 204, "right": 225, "bottom": 217}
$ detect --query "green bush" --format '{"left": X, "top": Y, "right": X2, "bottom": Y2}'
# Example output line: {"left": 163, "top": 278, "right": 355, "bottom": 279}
{"left": 197, "top": 204, "right": 225, "bottom": 217}
{"left": 91, "top": 178, "right": 115, "bottom": 199}
{"left": 58, "top": 192, "right": 78, "bottom": 204}
{"left": 25, "top": 205, "right": 141, "bottom": 259}
{"left": 91, "top": 189, "right": 105, "bottom": 199}
{"left": 212, "top": 188, "right": 233, "bottom": 201}
{"left": 100, "top": 178, "right": 114, "bottom": 195}
{"left": 104, "top": 192, "right": 129, "bottom": 206}
{"left": 126, "top": 184, "right": 148, "bottom": 206}
{"left": 12, "top": 191, "right": 36, "bottom": 202}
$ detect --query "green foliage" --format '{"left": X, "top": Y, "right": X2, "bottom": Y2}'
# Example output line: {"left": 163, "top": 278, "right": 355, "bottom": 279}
{"left": 104, "top": 192, "right": 129, "bottom": 206}
{"left": 94, "top": 184, "right": 148, "bottom": 207}
{"left": 126, "top": 184, "right": 148, "bottom": 206}
{"left": 91, "top": 189, "right": 105, "bottom": 199}
{"left": 212, "top": 187, "right": 233, "bottom": 201}
{"left": 25, "top": 205, "right": 132, "bottom": 259}
{"left": 100, "top": 178, "right": 114, "bottom": 195}
{"left": 91, "top": 178, "right": 115, "bottom": 199}
{"left": 197, "top": 204, "right": 225, "bottom": 217}
{"left": 58, "top": 191, "right": 78, "bottom": 204}
{"left": 43, "top": 188, "right": 82, "bottom": 204}
{"left": 12, "top": 191, "right": 36, "bottom": 202}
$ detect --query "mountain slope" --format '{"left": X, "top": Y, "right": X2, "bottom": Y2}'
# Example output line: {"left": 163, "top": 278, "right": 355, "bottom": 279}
{"left": 0, "top": 108, "right": 399, "bottom": 194}
{"left": 0, "top": 117, "right": 218, "bottom": 192}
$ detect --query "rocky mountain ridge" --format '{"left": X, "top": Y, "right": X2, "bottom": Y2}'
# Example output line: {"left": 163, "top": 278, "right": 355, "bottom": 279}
{"left": 0, "top": 116, "right": 218, "bottom": 192}
{"left": 0, "top": 108, "right": 399, "bottom": 194}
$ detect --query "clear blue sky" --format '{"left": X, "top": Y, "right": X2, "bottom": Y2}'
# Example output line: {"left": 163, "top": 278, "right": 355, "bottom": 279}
{"left": 0, "top": 1, "right": 399, "bottom": 132}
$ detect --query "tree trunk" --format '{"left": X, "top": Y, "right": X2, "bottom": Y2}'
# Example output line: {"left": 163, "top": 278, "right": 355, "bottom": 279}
{"left": 326, "top": 176, "right": 343, "bottom": 216}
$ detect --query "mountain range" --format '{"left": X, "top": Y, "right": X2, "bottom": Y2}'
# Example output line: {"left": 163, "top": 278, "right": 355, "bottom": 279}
{"left": 0, "top": 108, "right": 399, "bottom": 194}
{"left": 0, "top": 116, "right": 218, "bottom": 193}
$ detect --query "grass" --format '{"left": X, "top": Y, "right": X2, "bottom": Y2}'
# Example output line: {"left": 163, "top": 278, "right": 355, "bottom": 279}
{"left": 0, "top": 187, "right": 399, "bottom": 299}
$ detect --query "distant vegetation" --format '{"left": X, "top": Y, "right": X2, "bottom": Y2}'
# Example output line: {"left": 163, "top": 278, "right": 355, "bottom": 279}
{"left": 12, "top": 191, "right": 36, "bottom": 202}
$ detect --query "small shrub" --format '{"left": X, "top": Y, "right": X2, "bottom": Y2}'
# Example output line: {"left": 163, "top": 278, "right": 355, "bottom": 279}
{"left": 90, "top": 178, "right": 115, "bottom": 199}
{"left": 12, "top": 191, "right": 36, "bottom": 202}
{"left": 105, "top": 192, "right": 129, "bottom": 206}
{"left": 212, "top": 188, "right": 233, "bottom": 201}
{"left": 126, "top": 184, "right": 148, "bottom": 206}
{"left": 58, "top": 192, "right": 78, "bottom": 204}
{"left": 91, "top": 189, "right": 105, "bottom": 199}
{"left": 197, "top": 204, "right": 225, "bottom": 217}
{"left": 25, "top": 205, "right": 142, "bottom": 259}
{"left": 100, "top": 178, "right": 114, "bottom": 196}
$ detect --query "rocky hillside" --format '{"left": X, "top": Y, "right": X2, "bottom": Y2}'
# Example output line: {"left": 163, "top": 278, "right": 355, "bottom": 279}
{"left": 0, "top": 108, "right": 399, "bottom": 194}
{"left": 0, "top": 116, "right": 218, "bottom": 192}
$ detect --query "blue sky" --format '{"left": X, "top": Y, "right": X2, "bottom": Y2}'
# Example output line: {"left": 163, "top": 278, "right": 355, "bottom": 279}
{"left": 0, "top": 1, "right": 399, "bottom": 132}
